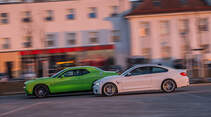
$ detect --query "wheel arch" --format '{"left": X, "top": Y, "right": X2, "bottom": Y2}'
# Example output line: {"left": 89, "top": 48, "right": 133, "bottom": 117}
{"left": 102, "top": 82, "right": 119, "bottom": 94}
{"left": 33, "top": 84, "right": 50, "bottom": 95}
{"left": 161, "top": 78, "right": 177, "bottom": 90}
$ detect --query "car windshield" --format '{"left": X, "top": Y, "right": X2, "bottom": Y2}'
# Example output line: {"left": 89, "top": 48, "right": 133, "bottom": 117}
{"left": 51, "top": 69, "right": 66, "bottom": 78}
{"left": 120, "top": 68, "right": 132, "bottom": 76}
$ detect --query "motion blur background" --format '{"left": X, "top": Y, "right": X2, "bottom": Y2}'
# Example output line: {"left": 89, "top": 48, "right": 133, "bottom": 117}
{"left": 0, "top": 0, "right": 211, "bottom": 81}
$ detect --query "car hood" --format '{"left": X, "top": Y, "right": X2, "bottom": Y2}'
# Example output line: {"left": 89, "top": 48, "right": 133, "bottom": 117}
{"left": 96, "top": 75, "right": 122, "bottom": 83}
{"left": 24, "top": 77, "right": 52, "bottom": 84}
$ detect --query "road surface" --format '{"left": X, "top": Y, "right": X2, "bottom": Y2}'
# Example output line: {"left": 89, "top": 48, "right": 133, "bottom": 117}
{"left": 0, "top": 83, "right": 211, "bottom": 117}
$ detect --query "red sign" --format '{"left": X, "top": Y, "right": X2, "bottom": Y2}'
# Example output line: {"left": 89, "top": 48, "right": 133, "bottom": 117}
{"left": 20, "top": 45, "right": 114, "bottom": 56}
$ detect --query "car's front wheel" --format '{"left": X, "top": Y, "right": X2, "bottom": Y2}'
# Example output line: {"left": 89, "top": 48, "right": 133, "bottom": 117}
{"left": 102, "top": 83, "right": 118, "bottom": 96}
{"left": 34, "top": 85, "right": 49, "bottom": 98}
{"left": 162, "top": 79, "right": 176, "bottom": 93}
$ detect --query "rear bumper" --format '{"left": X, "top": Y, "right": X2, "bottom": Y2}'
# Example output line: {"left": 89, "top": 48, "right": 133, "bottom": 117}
{"left": 177, "top": 77, "right": 190, "bottom": 88}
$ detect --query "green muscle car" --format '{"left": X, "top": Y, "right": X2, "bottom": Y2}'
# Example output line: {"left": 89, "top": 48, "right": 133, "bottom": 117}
{"left": 24, "top": 66, "right": 118, "bottom": 98}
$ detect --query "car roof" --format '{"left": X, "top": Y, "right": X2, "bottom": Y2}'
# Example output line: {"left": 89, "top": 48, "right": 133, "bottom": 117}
{"left": 132, "top": 64, "right": 171, "bottom": 69}
{"left": 64, "top": 66, "right": 100, "bottom": 70}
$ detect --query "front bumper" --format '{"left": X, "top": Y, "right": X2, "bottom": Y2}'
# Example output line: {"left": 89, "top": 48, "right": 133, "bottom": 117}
{"left": 93, "top": 85, "right": 102, "bottom": 95}
{"left": 24, "top": 86, "right": 33, "bottom": 96}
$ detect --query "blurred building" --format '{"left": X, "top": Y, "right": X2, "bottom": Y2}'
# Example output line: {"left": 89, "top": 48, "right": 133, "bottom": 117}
{"left": 0, "top": 0, "right": 131, "bottom": 78}
{"left": 127, "top": 0, "right": 211, "bottom": 67}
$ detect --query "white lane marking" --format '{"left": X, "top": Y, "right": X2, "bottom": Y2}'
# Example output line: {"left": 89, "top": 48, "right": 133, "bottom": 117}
{"left": 0, "top": 102, "right": 50, "bottom": 117}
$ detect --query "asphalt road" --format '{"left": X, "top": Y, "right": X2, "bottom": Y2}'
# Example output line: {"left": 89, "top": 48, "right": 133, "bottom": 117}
{"left": 0, "top": 84, "right": 211, "bottom": 117}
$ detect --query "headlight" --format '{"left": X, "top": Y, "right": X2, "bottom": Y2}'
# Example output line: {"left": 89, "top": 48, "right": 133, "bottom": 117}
{"left": 95, "top": 82, "right": 100, "bottom": 86}
{"left": 95, "top": 81, "right": 103, "bottom": 86}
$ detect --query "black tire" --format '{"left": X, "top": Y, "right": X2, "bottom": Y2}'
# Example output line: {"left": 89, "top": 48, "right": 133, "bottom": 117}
{"left": 34, "top": 85, "right": 49, "bottom": 98}
{"left": 161, "top": 79, "right": 176, "bottom": 93}
{"left": 102, "top": 83, "right": 118, "bottom": 96}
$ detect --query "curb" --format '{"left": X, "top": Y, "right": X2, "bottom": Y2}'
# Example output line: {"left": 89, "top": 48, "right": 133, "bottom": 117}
{"left": 0, "top": 92, "right": 25, "bottom": 96}
{"left": 190, "top": 83, "right": 211, "bottom": 86}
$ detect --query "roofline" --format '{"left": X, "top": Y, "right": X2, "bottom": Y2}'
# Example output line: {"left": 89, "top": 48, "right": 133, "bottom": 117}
{"left": 126, "top": 6, "right": 211, "bottom": 17}
{"left": 0, "top": 0, "right": 78, "bottom": 6}
{"left": 126, "top": 10, "right": 211, "bottom": 19}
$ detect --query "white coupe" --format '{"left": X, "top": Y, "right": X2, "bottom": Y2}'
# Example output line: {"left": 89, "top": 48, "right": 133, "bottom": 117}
{"left": 93, "top": 64, "right": 190, "bottom": 96}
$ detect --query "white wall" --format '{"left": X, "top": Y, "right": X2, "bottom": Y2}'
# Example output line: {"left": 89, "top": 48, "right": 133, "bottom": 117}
{"left": 128, "top": 11, "right": 211, "bottom": 64}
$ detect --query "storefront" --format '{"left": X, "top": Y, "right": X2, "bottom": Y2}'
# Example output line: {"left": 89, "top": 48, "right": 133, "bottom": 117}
{"left": 0, "top": 52, "right": 21, "bottom": 79}
{"left": 20, "top": 45, "right": 114, "bottom": 78}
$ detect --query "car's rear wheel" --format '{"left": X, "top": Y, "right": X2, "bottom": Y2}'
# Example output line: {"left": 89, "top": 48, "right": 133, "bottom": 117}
{"left": 162, "top": 79, "right": 176, "bottom": 93}
{"left": 102, "top": 83, "right": 118, "bottom": 96}
{"left": 34, "top": 85, "right": 49, "bottom": 98}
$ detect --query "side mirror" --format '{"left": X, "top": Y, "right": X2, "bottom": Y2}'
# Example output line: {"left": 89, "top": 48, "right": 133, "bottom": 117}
{"left": 125, "top": 72, "right": 132, "bottom": 77}
{"left": 60, "top": 75, "right": 65, "bottom": 78}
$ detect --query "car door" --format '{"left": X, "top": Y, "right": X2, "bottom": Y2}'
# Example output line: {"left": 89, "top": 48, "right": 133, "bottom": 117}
{"left": 74, "top": 69, "right": 94, "bottom": 91}
{"left": 51, "top": 70, "right": 84, "bottom": 93}
{"left": 79, "top": 68, "right": 104, "bottom": 90}
{"left": 120, "top": 66, "right": 153, "bottom": 92}
{"left": 150, "top": 66, "right": 169, "bottom": 89}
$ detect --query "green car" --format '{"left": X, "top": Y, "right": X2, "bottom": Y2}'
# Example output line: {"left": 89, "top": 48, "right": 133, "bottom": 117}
{"left": 24, "top": 66, "right": 118, "bottom": 98}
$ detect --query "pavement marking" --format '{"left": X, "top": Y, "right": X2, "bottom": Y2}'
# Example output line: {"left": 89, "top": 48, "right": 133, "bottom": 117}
{"left": 0, "top": 102, "right": 50, "bottom": 117}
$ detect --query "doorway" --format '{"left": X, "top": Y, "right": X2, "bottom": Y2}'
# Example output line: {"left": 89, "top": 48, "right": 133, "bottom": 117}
{"left": 5, "top": 62, "right": 13, "bottom": 79}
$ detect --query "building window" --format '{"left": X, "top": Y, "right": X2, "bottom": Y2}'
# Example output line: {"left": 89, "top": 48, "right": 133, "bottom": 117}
{"left": 142, "top": 48, "right": 151, "bottom": 59}
{"left": 179, "top": 19, "right": 189, "bottom": 56}
{"left": 46, "top": 34, "right": 56, "bottom": 47}
{"left": 140, "top": 22, "right": 150, "bottom": 37}
{"left": 161, "top": 46, "right": 171, "bottom": 59}
{"left": 0, "top": 13, "right": 9, "bottom": 24}
{"left": 67, "top": 9, "right": 75, "bottom": 20}
{"left": 111, "top": 30, "right": 120, "bottom": 42}
{"left": 66, "top": 33, "right": 76, "bottom": 45}
{"left": 23, "top": 36, "right": 32, "bottom": 48}
{"left": 89, "top": 32, "right": 98, "bottom": 44}
{"left": 152, "top": 0, "right": 161, "bottom": 6}
{"left": 89, "top": 7, "right": 97, "bottom": 18}
{"left": 2, "top": 38, "right": 10, "bottom": 49}
{"left": 22, "top": 11, "right": 32, "bottom": 23}
{"left": 160, "top": 21, "right": 170, "bottom": 35}
{"left": 111, "top": 6, "right": 119, "bottom": 17}
{"left": 179, "top": 19, "right": 189, "bottom": 35}
{"left": 198, "top": 18, "right": 209, "bottom": 32}
{"left": 180, "top": 0, "right": 188, "bottom": 5}
{"left": 45, "top": 10, "right": 54, "bottom": 21}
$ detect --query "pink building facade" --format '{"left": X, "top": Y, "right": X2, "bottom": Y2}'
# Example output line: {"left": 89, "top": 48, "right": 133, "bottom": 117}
{"left": 0, "top": 0, "right": 131, "bottom": 78}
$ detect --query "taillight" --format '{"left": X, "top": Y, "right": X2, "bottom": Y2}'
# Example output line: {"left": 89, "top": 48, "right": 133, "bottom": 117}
{"left": 180, "top": 72, "right": 187, "bottom": 76}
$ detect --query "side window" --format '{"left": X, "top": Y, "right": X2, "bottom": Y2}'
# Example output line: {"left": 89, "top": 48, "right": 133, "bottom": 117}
{"left": 152, "top": 67, "right": 168, "bottom": 73}
{"left": 63, "top": 70, "right": 74, "bottom": 77}
{"left": 80, "top": 69, "right": 90, "bottom": 75}
{"left": 129, "top": 67, "right": 152, "bottom": 76}
{"left": 74, "top": 69, "right": 90, "bottom": 76}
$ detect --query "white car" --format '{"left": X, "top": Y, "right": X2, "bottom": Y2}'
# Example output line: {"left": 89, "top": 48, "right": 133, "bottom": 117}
{"left": 93, "top": 64, "right": 189, "bottom": 96}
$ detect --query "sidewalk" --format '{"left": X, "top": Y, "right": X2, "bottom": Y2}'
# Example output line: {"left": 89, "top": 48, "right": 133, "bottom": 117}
{"left": 189, "top": 77, "right": 211, "bottom": 84}
{"left": 0, "top": 80, "right": 25, "bottom": 96}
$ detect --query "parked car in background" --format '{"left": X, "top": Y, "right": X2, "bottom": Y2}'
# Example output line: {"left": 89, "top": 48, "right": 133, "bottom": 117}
{"left": 93, "top": 64, "right": 189, "bottom": 96}
{"left": 127, "top": 56, "right": 149, "bottom": 68}
{"left": 102, "top": 65, "right": 123, "bottom": 73}
{"left": 24, "top": 66, "right": 118, "bottom": 98}
{"left": 0, "top": 73, "right": 8, "bottom": 82}
{"left": 173, "top": 59, "right": 186, "bottom": 69}
{"left": 22, "top": 72, "right": 36, "bottom": 79}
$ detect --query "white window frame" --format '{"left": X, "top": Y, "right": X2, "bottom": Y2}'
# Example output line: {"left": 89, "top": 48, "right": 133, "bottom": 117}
{"left": 89, "top": 32, "right": 98, "bottom": 44}
{"left": 66, "top": 33, "right": 76, "bottom": 46}
{"left": 46, "top": 33, "right": 56, "bottom": 47}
